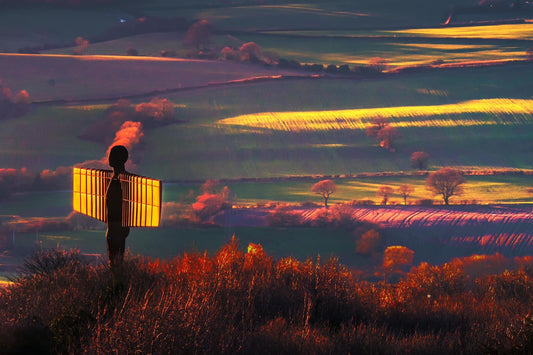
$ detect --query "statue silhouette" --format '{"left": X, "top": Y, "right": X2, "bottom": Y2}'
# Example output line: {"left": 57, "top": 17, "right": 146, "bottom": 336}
{"left": 106, "top": 145, "right": 130, "bottom": 267}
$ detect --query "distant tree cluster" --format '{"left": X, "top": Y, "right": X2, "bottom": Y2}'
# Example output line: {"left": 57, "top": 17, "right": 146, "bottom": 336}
{"left": 78, "top": 98, "right": 176, "bottom": 144}
{"left": 0, "top": 166, "right": 71, "bottom": 200}
{"left": 192, "top": 180, "right": 233, "bottom": 222}
{"left": 0, "top": 80, "right": 31, "bottom": 119}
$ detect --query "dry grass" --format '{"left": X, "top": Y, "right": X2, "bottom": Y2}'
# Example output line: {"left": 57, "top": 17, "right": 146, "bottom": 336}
{"left": 0, "top": 243, "right": 532, "bottom": 354}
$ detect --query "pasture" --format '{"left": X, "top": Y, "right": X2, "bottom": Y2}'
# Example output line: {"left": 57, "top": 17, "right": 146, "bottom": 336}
{"left": 237, "top": 28, "right": 532, "bottom": 67}
{"left": 0, "top": 53, "right": 304, "bottom": 101}
{"left": 2, "top": 62, "right": 533, "bottom": 180}
{"left": 1, "top": 0, "right": 533, "bottom": 270}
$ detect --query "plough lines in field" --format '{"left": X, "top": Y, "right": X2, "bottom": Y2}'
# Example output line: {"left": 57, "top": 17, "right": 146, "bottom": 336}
{"left": 298, "top": 205, "right": 533, "bottom": 253}
{"left": 217, "top": 98, "right": 533, "bottom": 132}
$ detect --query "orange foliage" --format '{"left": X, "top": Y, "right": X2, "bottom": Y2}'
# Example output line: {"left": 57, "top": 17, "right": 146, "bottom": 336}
{"left": 2, "top": 243, "right": 533, "bottom": 353}
{"left": 135, "top": 98, "right": 174, "bottom": 123}
{"left": 311, "top": 179, "right": 336, "bottom": 208}
{"left": 355, "top": 229, "right": 383, "bottom": 255}
{"left": 183, "top": 20, "right": 212, "bottom": 49}
{"left": 73, "top": 37, "right": 89, "bottom": 55}
{"left": 383, "top": 245, "right": 414, "bottom": 272}
{"left": 239, "top": 42, "right": 263, "bottom": 63}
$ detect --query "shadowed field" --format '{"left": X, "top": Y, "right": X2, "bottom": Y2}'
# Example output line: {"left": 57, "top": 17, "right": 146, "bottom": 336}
{"left": 0, "top": 53, "right": 304, "bottom": 101}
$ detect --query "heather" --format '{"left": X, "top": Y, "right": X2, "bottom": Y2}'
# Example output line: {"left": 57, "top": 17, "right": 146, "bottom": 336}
{"left": 1, "top": 239, "right": 532, "bottom": 354}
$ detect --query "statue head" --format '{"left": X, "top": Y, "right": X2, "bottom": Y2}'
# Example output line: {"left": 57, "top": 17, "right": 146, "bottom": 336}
{"left": 108, "top": 145, "right": 128, "bottom": 171}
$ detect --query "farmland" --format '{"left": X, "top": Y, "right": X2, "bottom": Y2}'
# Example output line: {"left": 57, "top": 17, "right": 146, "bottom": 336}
{"left": 2, "top": 2, "right": 533, "bottom": 351}
{"left": 0, "top": 0, "right": 533, "bottom": 269}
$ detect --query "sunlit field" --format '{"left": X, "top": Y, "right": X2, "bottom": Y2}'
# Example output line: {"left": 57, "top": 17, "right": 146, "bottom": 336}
{"left": 2, "top": 1, "right": 533, "bottom": 353}
{"left": 268, "top": 23, "right": 533, "bottom": 41}
{"left": 237, "top": 32, "right": 531, "bottom": 67}
{"left": 3, "top": 64, "right": 533, "bottom": 179}
{"left": 217, "top": 98, "right": 533, "bottom": 132}
{"left": 392, "top": 23, "right": 533, "bottom": 40}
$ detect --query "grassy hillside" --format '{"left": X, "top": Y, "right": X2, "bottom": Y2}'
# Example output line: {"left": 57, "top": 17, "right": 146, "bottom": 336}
{"left": 2, "top": 63, "right": 533, "bottom": 179}
{"left": 0, "top": 246, "right": 532, "bottom": 353}
{"left": 0, "top": 53, "right": 303, "bottom": 101}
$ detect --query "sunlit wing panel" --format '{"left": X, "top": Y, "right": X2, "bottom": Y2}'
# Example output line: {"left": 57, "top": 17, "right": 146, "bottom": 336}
{"left": 72, "top": 167, "right": 111, "bottom": 222}
{"left": 73, "top": 168, "right": 162, "bottom": 227}
{"left": 120, "top": 173, "right": 162, "bottom": 227}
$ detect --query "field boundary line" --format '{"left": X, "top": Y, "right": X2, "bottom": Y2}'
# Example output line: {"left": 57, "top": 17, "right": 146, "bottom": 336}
{"left": 165, "top": 169, "right": 533, "bottom": 185}
{"left": 31, "top": 74, "right": 322, "bottom": 107}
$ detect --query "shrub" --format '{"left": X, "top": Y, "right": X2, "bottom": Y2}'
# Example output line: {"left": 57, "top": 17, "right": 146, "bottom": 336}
{"left": 126, "top": 47, "right": 138, "bottom": 56}
{"left": 267, "top": 205, "right": 302, "bottom": 227}
{"left": 72, "top": 37, "right": 89, "bottom": 55}
{"left": 1, "top": 243, "right": 533, "bottom": 353}
{"left": 239, "top": 42, "right": 263, "bottom": 63}
{"left": 160, "top": 49, "right": 177, "bottom": 57}
{"left": 355, "top": 229, "right": 383, "bottom": 256}
{"left": 19, "top": 247, "right": 84, "bottom": 278}
{"left": 220, "top": 46, "right": 239, "bottom": 61}
{"left": 325, "top": 64, "right": 338, "bottom": 73}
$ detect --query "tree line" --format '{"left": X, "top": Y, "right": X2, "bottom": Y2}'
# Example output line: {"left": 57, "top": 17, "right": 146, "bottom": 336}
{"left": 312, "top": 167, "right": 466, "bottom": 208}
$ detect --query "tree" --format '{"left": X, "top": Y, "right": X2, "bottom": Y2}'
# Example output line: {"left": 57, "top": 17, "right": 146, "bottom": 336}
{"left": 426, "top": 167, "right": 465, "bottom": 205}
{"left": 383, "top": 245, "right": 414, "bottom": 272}
{"left": 366, "top": 116, "right": 389, "bottom": 137}
{"left": 355, "top": 229, "right": 383, "bottom": 256}
{"left": 183, "top": 20, "right": 212, "bottom": 50}
{"left": 311, "top": 179, "right": 336, "bottom": 208}
{"left": 411, "top": 151, "right": 430, "bottom": 170}
{"left": 239, "top": 42, "right": 263, "bottom": 63}
{"left": 366, "top": 116, "right": 400, "bottom": 151}
{"left": 73, "top": 37, "right": 89, "bottom": 55}
{"left": 527, "top": 47, "right": 533, "bottom": 61}
{"left": 397, "top": 184, "right": 414, "bottom": 205}
{"left": 377, "top": 125, "right": 400, "bottom": 151}
{"left": 377, "top": 186, "right": 394, "bottom": 205}
{"left": 368, "top": 57, "right": 389, "bottom": 73}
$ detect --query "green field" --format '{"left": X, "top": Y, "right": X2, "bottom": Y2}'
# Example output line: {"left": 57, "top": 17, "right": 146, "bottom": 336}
{"left": 2, "top": 63, "right": 533, "bottom": 180}
{"left": 1, "top": 0, "right": 533, "bottom": 266}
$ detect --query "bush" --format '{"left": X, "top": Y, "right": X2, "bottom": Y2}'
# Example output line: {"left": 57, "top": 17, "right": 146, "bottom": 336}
{"left": 325, "top": 64, "right": 338, "bottom": 73}
{"left": 1, "top": 243, "right": 533, "bottom": 353}
{"left": 160, "top": 49, "right": 177, "bottom": 57}
{"left": 126, "top": 47, "right": 138, "bottom": 56}
{"left": 266, "top": 205, "right": 302, "bottom": 227}
{"left": 355, "top": 229, "right": 383, "bottom": 256}
{"left": 415, "top": 199, "right": 434, "bottom": 206}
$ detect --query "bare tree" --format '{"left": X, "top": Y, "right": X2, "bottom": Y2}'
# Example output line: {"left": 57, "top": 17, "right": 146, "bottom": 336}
{"left": 377, "top": 185, "right": 394, "bottom": 205}
{"left": 397, "top": 184, "right": 414, "bottom": 205}
{"left": 411, "top": 151, "right": 430, "bottom": 170}
{"left": 311, "top": 179, "right": 336, "bottom": 208}
{"left": 426, "top": 167, "right": 465, "bottom": 205}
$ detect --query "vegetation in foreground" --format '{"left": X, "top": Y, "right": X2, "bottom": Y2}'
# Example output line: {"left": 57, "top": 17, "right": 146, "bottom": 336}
{"left": 1, "top": 241, "right": 532, "bottom": 354}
